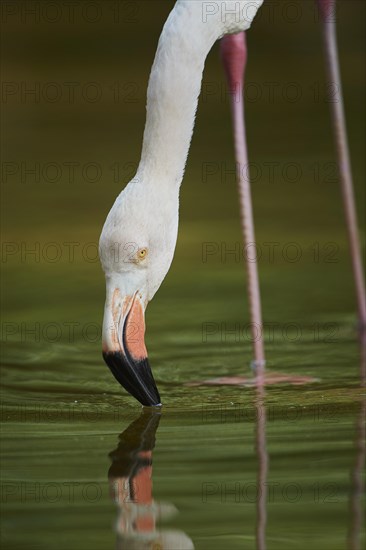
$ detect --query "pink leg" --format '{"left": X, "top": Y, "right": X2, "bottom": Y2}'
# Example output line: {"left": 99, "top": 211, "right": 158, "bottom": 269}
{"left": 318, "top": 0, "right": 366, "bottom": 331}
{"left": 220, "top": 33, "right": 266, "bottom": 377}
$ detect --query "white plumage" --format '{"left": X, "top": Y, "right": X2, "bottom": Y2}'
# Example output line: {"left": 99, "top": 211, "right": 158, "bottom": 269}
{"left": 99, "top": 1, "right": 263, "bottom": 313}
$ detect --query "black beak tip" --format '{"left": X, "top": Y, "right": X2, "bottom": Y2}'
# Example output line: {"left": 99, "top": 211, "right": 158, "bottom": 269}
{"left": 103, "top": 351, "right": 161, "bottom": 407}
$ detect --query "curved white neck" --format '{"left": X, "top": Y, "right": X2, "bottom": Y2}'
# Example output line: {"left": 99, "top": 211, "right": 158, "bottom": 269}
{"left": 136, "top": 0, "right": 262, "bottom": 191}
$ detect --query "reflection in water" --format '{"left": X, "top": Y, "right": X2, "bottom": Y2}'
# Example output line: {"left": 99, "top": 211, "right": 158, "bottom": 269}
{"left": 348, "top": 334, "right": 366, "bottom": 550}
{"left": 253, "top": 336, "right": 365, "bottom": 550}
{"left": 348, "top": 398, "right": 366, "bottom": 550}
{"left": 107, "top": 349, "right": 365, "bottom": 550}
{"left": 108, "top": 410, "right": 194, "bottom": 549}
{"left": 254, "top": 383, "right": 268, "bottom": 550}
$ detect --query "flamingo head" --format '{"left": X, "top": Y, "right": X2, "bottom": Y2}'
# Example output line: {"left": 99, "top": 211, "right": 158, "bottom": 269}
{"left": 99, "top": 180, "right": 178, "bottom": 407}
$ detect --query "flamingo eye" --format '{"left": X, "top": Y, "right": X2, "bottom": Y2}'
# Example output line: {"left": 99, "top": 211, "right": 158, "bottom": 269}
{"left": 137, "top": 248, "right": 148, "bottom": 260}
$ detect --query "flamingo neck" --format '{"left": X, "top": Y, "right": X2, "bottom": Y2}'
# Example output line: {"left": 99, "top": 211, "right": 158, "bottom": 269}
{"left": 136, "top": 0, "right": 263, "bottom": 193}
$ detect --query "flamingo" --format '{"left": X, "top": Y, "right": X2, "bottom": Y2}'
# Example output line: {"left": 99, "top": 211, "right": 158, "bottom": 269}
{"left": 99, "top": 0, "right": 366, "bottom": 406}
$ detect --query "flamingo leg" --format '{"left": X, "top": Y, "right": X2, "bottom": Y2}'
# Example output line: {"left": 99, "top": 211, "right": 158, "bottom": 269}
{"left": 220, "top": 33, "right": 266, "bottom": 377}
{"left": 318, "top": 0, "right": 366, "bottom": 331}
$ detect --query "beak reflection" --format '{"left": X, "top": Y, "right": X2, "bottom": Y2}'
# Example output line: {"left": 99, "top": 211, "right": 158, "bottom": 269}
{"left": 108, "top": 410, "right": 194, "bottom": 549}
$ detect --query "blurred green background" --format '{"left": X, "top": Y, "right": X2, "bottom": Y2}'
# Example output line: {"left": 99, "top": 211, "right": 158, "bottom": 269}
{"left": 2, "top": 0, "right": 365, "bottom": 334}
{"left": 1, "top": 1, "right": 365, "bottom": 549}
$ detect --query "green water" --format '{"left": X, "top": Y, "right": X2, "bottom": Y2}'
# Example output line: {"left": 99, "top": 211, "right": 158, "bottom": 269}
{"left": 1, "top": 1, "right": 365, "bottom": 549}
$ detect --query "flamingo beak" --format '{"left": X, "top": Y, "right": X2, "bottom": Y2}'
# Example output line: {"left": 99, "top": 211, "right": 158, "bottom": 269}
{"left": 102, "top": 290, "right": 161, "bottom": 407}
